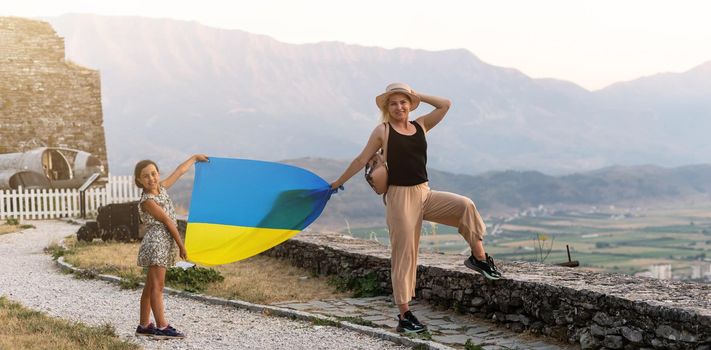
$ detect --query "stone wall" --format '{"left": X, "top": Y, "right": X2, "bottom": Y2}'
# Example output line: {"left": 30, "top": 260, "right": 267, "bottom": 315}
{"left": 265, "top": 231, "right": 711, "bottom": 350}
{"left": 0, "top": 17, "right": 107, "bottom": 170}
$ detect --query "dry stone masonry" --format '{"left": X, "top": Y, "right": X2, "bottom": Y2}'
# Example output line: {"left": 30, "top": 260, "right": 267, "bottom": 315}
{"left": 0, "top": 17, "right": 107, "bottom": 169}
{"left": 266, "top": 231, "right": 711, "bottom": 350}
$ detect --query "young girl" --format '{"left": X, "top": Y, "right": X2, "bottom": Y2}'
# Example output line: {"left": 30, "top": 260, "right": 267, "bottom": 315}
{"left": 133, "top": 154, "right": 208, "bottom": 339}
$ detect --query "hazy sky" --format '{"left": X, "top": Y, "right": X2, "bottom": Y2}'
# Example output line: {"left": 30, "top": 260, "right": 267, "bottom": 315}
{"left": 3, "top": 0, "right": 711, "bottom": 90}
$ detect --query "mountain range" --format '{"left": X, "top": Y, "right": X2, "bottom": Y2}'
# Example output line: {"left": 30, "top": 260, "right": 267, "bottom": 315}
{"left": 41, "top": 14, "right": 711, "bottom": 176}
{"left": 164, "top": 158, "right": 711, "bottom": 229}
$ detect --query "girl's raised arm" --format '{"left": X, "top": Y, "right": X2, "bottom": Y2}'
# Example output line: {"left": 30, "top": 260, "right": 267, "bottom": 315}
{"left": 160, "top": 154, "right": 209, "bottom": 189}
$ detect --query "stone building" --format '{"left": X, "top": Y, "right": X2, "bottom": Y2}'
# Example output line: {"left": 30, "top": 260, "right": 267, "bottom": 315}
{"left": 649, "top": 263, "right": 672, "bottom": 280}
{"left": 691, "top": 260, "right": 711, "bottom": 280}
{"left": 0, "top": 16, "right": 108, "bottom": 172}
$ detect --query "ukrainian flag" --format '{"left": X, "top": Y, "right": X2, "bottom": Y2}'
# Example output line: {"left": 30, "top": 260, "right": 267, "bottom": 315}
{"left": 185, "top": 157, "right": 332, "bottom": 266}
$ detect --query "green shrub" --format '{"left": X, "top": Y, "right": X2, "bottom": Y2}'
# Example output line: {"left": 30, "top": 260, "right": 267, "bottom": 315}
{"left": 464, "top": 339, "right": 485, "bottom": 350}
{"left": 404, "top": 330, "right": 432, "bottom": 340}
{"left": 44, "top": 243, "right": 73, "bottom": 260}
{"left": 328, "top": 272, "right": 384, "bottom": 298}
{"left": 74, "top": 268, "right": 99, "bottom": 280}
{"left": 165, "top": 266, "right": 224, "bottom": 293}
{"left": 118, "top": 271, "right": 144, "bottom": 290}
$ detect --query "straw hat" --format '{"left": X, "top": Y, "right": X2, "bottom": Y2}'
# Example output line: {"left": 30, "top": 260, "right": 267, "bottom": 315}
{"left": 375, "top": 82, "right": 420, "bottom": 111}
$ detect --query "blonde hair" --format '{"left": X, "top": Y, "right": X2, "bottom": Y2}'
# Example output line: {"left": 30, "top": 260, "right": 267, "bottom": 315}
{"left": 378, "top": 92, "right": 412, "bottom": 124}
{"left": 379, "top": 108, "right": 391, "bottom": 123}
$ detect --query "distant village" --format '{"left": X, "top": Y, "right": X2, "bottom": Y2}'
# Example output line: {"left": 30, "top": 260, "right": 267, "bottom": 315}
{"left": 504, "top": 204, "right": 711, "bottom": 283}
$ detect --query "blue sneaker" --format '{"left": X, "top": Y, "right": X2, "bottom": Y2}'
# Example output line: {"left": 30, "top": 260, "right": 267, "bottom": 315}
{"left": 135, "top": 322, "right": 156, "bottom": 337}
{"left": 154, "top": 325, "right": 185, "bottom": 339}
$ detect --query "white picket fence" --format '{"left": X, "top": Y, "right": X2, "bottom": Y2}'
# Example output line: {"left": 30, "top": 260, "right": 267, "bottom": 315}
{"left": 0, "top": 175, "right": 142, "bottom": 220}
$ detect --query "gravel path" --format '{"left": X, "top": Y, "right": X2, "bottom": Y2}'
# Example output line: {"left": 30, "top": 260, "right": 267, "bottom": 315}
{"left": 0, "top": 221, "right": 408, "bottom": 350}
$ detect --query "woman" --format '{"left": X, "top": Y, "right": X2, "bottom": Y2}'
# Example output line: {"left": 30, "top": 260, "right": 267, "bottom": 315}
{"left": 330, "top": 83, "right": 501, "bottom": 334}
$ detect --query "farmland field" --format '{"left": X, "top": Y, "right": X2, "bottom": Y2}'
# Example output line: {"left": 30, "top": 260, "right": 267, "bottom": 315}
{"left": 343, "top": 205, "right": 711, "bottom": 280}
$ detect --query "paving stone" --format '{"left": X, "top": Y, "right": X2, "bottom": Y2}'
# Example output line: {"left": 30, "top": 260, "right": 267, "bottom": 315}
{"left": 425, "top": 319, "right": 451, "bottom": 326}
{"left": 466, "top": 325, "right": 494, "bottom": 335}
{"left": 343, "top": 298, "right": 373, "bottom": 306}
{"left": 361, "top": 296, "right": 390, "bottom": 302}
{"left": 426, "top": 325, "right": 441, "bottom": 332}
{"left": 462, "top": 335, "right": 487, "bottom": 344}
{"left": 526, "top": 341, "right": 568, "bottom": 349}
{"left": 432, "top": 334, "right": 476, "bottom": 344}
{"left": 421, "top": 313, "right": 446, "bottom": 321}
{"left": 273, "top": 296, "right": 575, "bottom": 349}
{"left": 362, "top": 315, "right": 389, "bottom": 322}
{"left": 278, "top": 303, "right": 312, "bottom": 310}
{"left": 362, "top": 309, "right": 386, "bottom": 316}
{"left": 324, "top": 310, "right": 352, "bottom": 318}
{"left": 414, "top": 315, "right": 432, "bottom": 322}
{"left": 308, "top": 300, "right": 336, "bottom": 309}
{"left": 491, "top": 340, "right": 519, "bottom": 347}
{"left": 382, "top": 319, "right": 400, "bottom": 328}
{"left": 482, "top": 345, "right": 510, "bottom": 350}
{"left": 439, "top": 323, "right": 465, "bottom": 330}
{"left": 319, "top": 306, "right": 342, "bottom": 312}
{"left": 484, "top": 331, "right": 507, "bottom": 337}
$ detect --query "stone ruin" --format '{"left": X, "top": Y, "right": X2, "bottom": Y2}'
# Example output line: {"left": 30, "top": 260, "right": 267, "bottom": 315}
{"left": 0, "top": 17, "right": 108, "bottom": 171}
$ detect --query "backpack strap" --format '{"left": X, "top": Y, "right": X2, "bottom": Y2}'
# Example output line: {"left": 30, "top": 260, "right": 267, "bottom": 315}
{"left": 382, "top": 122, "right": 389, "bottom": 205}
{"left": 382, "top": 122, "right": 389, "bottom": 161}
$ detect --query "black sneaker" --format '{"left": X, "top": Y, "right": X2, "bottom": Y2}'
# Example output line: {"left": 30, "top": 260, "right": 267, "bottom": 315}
{"left": 465, "top": 255, "right": 501, "bottom": 280}
{"left": 154, "top": 325, "right": 185, "bottom": 339}
{"left": 486, "top": 253, "right": 503, "bottom": 278}
{"left": 135, "top": 322, "right": 156, "bottom": 337}
{"left": 403, "top": 311, "right": 427, "bottom": 331}
{"left": 396, "top": 312, "right": 427, "bottom": 334}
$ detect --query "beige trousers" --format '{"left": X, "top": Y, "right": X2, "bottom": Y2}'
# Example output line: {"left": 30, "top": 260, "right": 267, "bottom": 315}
{"left": 385, "top": 182, "right": 486, "bottom": 305}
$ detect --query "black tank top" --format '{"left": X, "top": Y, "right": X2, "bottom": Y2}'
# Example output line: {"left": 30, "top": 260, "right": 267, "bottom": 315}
{"left": 387, "top": 121, "right": 428, "bottom": 186}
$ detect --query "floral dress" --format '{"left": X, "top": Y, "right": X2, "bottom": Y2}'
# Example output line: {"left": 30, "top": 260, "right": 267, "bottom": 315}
{"left": 137, "top": 186, "right": 178, "bottom": 267}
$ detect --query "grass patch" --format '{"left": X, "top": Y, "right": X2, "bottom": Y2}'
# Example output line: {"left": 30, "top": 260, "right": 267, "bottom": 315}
{"left": 206, "top": 255, "right": 348, "bottom": 304}
{"left": 5, "top": 218, "right": 20, "bottom": 225}
{"left": 62, "top": 238, "right": 143, "bottom": 276}
{"left": 58, "top": 239, "right": 347, "bottom": 304}
{"left": 0, "top": 225, "right": 17, "bottom": 236}
{"left": 0, "top": 219, "right": 34, "bottom": 236}
{"left": 311, "top": 317, "right": 340, "bottom": 327}
{"left": 336, "top": 316, "right": 377, "bottom": 327}
{"left": 403, "top": 330, "right": 433, "bottom": 341}
{"left": 464, "top": 338, "right": 486, "bottom": 350}
{"left": 0, "top": 296, "right": 139, "bottom": 350}
{"left": 44, "top": 241, "right": 74, "bottom": 260}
